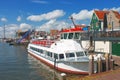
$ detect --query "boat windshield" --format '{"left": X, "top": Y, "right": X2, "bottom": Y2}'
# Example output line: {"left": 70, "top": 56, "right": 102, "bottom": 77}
{"left": 74, "top": 33, "right": 80, "bottom": 39}
{"left": 60, "top": 32, "right": 81, "bottom": 40}
{"left": 68, "top": 33, "right": 74, "bottom": 39}
{"left": 64, "top": 33, "right": 68, "bottom": 39}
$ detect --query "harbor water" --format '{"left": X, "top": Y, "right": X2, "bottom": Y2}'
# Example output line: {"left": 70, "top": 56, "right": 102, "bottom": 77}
{"left": 0, "top": 43, "right": 57, "bottom": 80}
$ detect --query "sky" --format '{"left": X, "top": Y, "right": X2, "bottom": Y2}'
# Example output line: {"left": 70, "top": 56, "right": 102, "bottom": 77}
{"left": 0, "top": 0, "right": 120, "bottom": 38}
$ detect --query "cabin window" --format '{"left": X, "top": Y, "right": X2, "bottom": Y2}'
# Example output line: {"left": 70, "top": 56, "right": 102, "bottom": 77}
{"left": 76, "top": 52, "right": 84, "bottom": 57}
{"left": 49, "top": 52, "right": 52, "bottom": 57}
{"left": 39, "top": 49, "right": 43, "bottom": 53}
{"left": 74, "top": 33, "right": 80, "bottom": 39}
{"left": 64, "top": 33, "right": 68, "bottom": 39}
{"left": 68, "top": 33, "right": 73, "bottom": 39}
{"left": 59, "top": 54, "right": 64, "bottom": 59}
{"left": 37, "top": 49, "right": 40, "bottom": 52}
{"left": 54, "top": 53, "right": 58, "bottom": 59}
{"left": 66, "top": 52, "right": 75, "bottom": 58}
{"left": 46, "top": 51, "right": 52, "bottom": 57}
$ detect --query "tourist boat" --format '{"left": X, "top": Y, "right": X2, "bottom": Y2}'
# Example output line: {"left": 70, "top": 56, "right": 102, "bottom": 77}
{"left": 27, "top": 27, "right": 97, "bottom": 75}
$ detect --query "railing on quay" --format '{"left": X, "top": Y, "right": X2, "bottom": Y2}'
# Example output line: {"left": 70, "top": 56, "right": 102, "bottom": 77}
{"left": 80, "top": 30, "right": 120, "bottom": 41}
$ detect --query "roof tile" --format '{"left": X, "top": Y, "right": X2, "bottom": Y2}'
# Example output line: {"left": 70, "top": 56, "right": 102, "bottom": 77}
{"left": 94, "top": 10, "right": 109, "bottom": 20}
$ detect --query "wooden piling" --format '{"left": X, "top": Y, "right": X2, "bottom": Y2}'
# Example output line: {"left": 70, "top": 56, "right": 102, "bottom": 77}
{"left": 97, "top": 56, "right": 102, "bottom": 73}
{"left": 61, "top": 73, "right": 66, "bottom": 80}
{"left": 105, "top": 53, "right": 110, "bottom": 71}
{"left": 89, "top": 55, "right": 94, "bottom": 75}
{"left": 109, "top": 54, "right": 114, "bottom": 70}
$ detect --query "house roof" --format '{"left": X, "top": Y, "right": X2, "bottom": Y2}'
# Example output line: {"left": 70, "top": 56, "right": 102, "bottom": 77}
{"left": 112, "top": 11, "right": 120, "bottom": 19}
{"left": 94, "top": 10, "right": 109, "bottom": 20}
{"left": 94, "top": 10, "right": 120, "bottom": 20}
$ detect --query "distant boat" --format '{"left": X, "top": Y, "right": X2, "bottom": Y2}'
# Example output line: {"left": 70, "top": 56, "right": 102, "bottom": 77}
{"left": 27, "top": 27, "right": 97, "bottom": 74}
{"left": 9, "top": 41, "right": 14, "bottom": 45}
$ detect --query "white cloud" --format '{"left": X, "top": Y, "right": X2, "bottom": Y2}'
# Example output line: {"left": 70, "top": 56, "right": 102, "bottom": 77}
{"left": 110, "top": 7, "right": 120, "bottom": 12}
{"left": 20, "top": 23, "right": 32, "bottom": 31}
{"left": 32, "top": 0, "right": 48, "bottom": 4}
{"left": 102, "top": 7, "right": 120, "bottom": 12}
{"left": 37, "top": 19, "right": 69, "bottom": 31}
{"left": 0, "top": 24, "right": 19, "bottom": 38}
{"left": 0, "top": 23, "right": 32, "bottom": 38}
{"left": 70, "top": 7, "right": 120, "bottom": 25}
{"left": 27, "top": 10, "right": 65, "bottom": 22}
{"left": 17, "top": 16, "right": 21, "bottom": 21}
{"left": 71, "top": 9, "right": 94, "bottom": 20}
{"left": 1, "top": 17, "right": 7, "bottom": 22}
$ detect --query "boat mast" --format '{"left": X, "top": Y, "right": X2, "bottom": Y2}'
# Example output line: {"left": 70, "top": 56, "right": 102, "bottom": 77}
{"left": 3, "top": 24, "right": 6, "bottom": 40}
{"left": 70, "top": 16, "right": 76, "bottom": 27}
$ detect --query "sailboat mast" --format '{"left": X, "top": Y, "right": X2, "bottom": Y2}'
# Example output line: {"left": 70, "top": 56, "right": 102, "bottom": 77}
{"left": 3, "top": 24, "right": 6, "bottom": 39}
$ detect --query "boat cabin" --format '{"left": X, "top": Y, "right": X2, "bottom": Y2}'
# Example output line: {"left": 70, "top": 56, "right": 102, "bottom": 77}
{"left": 29, "top": 37, "right": 87, "bottom": 62}
{"left": 60, "top": 32, "right": 81, "bottom": 40}
{"left": 29, "top": 45, "right": 87, "bottom": 61}
{"left": 60, "top": 27, "right": 84, "bottom": 40}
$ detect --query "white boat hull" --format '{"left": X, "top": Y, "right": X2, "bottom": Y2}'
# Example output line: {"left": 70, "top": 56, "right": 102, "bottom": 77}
{"left": 28, "top": 49, "right": 89, "bottom": 75}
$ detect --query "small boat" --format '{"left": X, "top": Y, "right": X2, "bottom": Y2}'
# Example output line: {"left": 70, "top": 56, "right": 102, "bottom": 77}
{"left": 27, "top": 27, "right": 97, "bottom": 74}
{"left": 9, "top": 42, "right": 14, "bottom": 45}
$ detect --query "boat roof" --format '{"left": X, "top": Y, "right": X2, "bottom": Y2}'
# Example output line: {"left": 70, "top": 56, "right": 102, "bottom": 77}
{"left": 50, "top": 40, "right": 84, "bottom": 54}
{"left": 29, "top": 39, "right": 85, "bottom": 54}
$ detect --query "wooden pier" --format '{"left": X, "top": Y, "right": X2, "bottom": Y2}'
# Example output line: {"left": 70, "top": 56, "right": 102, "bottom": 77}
{"left": 64, "top": 55, "right": 120, "bottom": 80}
{"left": 66, "top": 68, "right": 120, "bottom": 80}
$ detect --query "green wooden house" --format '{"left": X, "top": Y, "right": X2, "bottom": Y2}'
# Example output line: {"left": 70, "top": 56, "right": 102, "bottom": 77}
{"left": 90, "top": 10, "right": 109, "bottom": 31}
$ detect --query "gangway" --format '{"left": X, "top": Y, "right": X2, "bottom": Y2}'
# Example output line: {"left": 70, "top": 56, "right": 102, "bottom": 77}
{"left": 17, "top": 29, "right": 33, "bottom": 43}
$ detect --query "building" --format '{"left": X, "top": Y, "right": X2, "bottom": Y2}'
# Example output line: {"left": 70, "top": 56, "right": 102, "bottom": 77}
{"left": 107, "top": 10, "right": 120, "bottom": 30}
{"left": 50, "top": 29, "right": 59, "bottom": 39}
{"left": 90, "top": 10, "right": 120, "bottom": 31}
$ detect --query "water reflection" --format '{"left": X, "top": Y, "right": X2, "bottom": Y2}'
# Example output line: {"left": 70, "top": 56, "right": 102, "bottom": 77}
{"left": 27, "top": 54, "right": 58, "bottom": 80}
{"left": 0, "top": 43, "right": 55, "bottom": 80}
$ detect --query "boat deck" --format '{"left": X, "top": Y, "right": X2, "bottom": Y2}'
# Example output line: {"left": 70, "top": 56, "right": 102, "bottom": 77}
{"left": 31, "top": 39, "right": 55, "bottom": 47}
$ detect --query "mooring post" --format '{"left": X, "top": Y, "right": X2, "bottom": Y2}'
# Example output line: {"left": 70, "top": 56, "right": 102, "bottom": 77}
{"left": 61, "top": 73, "right": 66, "bottom": 80}
{"left": 97, "top": 55, "right": 102, "bottom": 73}
{"left": 89, "top": 54, "right": 94, "bottom": 75}
{"left": 105, "top": 53, "right": 110, "bottom": 71}
{"left": 109, "top": 54, "right": 114, "bottom": 70}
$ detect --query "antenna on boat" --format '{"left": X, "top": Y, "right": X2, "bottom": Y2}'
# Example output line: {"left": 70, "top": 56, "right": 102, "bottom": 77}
{"left": 69, "top": 16, "right": 76, "bottom": 27}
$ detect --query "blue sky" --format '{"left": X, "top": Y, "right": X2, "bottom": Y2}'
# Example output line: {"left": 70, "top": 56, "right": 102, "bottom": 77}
{"left": 0, "top": 0, "right": 120, "bottom": 38}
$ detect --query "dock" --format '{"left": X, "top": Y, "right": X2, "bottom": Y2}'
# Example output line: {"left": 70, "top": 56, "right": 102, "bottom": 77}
{"left": 66, "top": 68, "right": 120, "bottom": 80}
{"left": 65, "top": 55, "right": 120, "bottom": 80}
